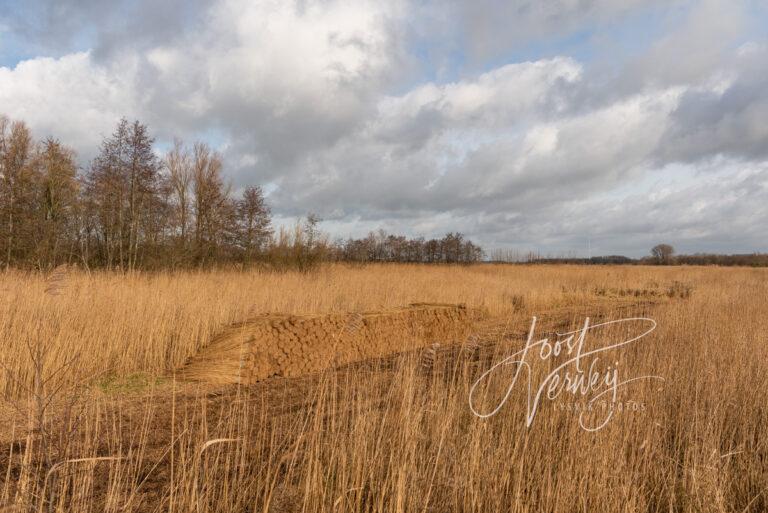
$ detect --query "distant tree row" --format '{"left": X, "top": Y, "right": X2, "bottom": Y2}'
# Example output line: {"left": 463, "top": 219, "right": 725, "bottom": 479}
{"left": 329, "top": 231, "right": 484, "bottom": 264}
{"left": 517, "top": 255, "right": 634, "bottom": 265}
{"left": 495, "top": 243, "right": 768, "bottom": 267}
{"left": 643, "top": 244, "right": 768, "bottom": 266}
{"left": 0, "top": 115, "right": 484, "bottom": 270}
{"left": 648, "top": 252, "right": 768, "bottom": 267}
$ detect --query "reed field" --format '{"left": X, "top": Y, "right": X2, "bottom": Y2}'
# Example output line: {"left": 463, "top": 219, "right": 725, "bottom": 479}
{"left": 0, "top": 264, "right": 766, "bottom": 512}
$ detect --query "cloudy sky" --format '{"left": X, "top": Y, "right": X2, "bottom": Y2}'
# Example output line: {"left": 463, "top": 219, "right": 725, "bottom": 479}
{"left": 1, "top": 0, "right": 767, "bottom": 257}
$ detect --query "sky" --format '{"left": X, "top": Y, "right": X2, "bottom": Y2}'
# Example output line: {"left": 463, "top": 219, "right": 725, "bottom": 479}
{"left": 1, "top": 0, "right": 767, "bottom": 257}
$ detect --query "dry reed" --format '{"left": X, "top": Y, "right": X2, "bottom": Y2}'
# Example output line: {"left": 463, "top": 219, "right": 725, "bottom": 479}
{"left": 0, "top": 264, "right": 765, "bottom": 512}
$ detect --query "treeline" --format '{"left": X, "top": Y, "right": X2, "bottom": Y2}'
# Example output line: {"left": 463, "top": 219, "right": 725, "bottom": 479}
{"left": 656, "top": 253, "right": 768, "bottom": 267}
{"left": 639, "top": 245, "right": 768, "bottom": 266}
{"left": 0, "top": 115, "right": 484, "bottom": 270}
{"left": 493, "top": 252, "right": 768, "bottom": 267}
{"left": 520, "top": 255, "right": 635, "bottom": 265}
{"left": 329, "top": 231, "right": 483, "bottom": 263}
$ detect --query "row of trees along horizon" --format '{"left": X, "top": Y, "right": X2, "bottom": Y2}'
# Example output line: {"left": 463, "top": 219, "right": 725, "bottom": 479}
{"left": 492, "top": 244, "right": 768, "bottom": 267}
{"left": 0, "top": 115, "right": 484, "bottom": 271}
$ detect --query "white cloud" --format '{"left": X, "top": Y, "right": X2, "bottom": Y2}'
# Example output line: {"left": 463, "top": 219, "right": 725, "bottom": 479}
{"left": 0, "top": 52, "right": 137, "bottom": 157}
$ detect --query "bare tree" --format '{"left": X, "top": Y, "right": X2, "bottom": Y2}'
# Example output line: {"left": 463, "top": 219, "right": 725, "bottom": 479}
{"left": 83, "top": 119, "right": 163, "bottom": 270}
{"left": 34, "top": 138, "right": 80, "bottom": 268}
{"left": 165, "top": 139, "right": 193, "bottom": 258}
{"left": 192, "top": 142, "right": 229, "bottom": 264}
{"left": 0, "top": 118, "right": 34, "bottom": 268}
{"left": 236, "top": 185, "right": 272, "bottom": 263}
{"left": 651, "top": 243, "right": 675, "bottom": 264}
{"left": 125, "top": 120, "right": 162, "bottom": 270}
{"left": 441, "top": 232, "right": 464, "bottom": 263}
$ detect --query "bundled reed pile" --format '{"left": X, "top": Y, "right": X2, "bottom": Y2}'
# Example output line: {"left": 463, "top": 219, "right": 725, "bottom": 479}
{"left": 176, "top": 303, "right": 482, "bottom": 384}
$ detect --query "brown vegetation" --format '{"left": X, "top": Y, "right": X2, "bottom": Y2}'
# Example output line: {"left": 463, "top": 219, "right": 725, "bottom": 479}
{"left": 0, "top": 264, "right": 765, "bottom": 512}
{"left": 177, "top": 303, "right": 482, "bottom": 385}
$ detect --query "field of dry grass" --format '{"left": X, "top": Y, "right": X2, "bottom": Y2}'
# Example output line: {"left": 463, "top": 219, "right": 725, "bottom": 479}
{"left": 0, "top": 264, "right": 766, "bottom": 512}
